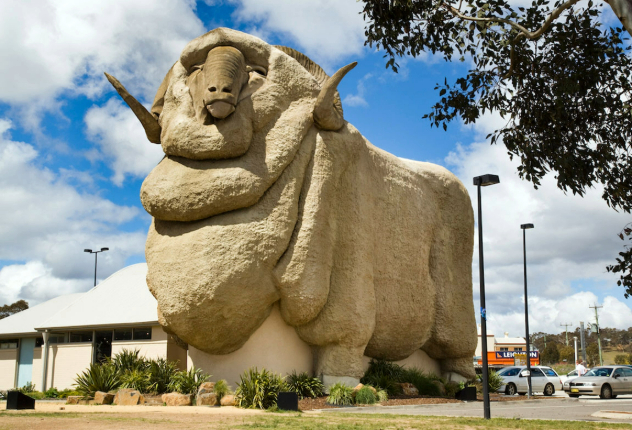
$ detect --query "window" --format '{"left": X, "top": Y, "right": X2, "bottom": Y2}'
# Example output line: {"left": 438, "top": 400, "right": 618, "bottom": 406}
{"left": 133, "top": 327, "right": 152, "bottom": 340}
{"left": 35, "top": 334, "right": 65, "bottom": 347}
{"left": 498, "top": 367, "right": 520, "bottom": 376}
{"left": 0, "top": 339, "right": 18, "bottom": 349}
{"left": 69, "top": 331, "right": 93, "bottom": 343}
{"left": 530, "top": 368, "right": 545, "bottom": 377}
{"left": 114, "top": 329, "right": 132, "bottom": 341}
{"left": 543, "top": 368, "right": 558, "bottom": 377}
{"left": 514, "top": 347, "right": 523, "bottom": 351}
{"left": 499, "top": 347, "right": 509, "bottom": 351}
{"left": 622, "top": 368, "right": 632, "bottom": 377}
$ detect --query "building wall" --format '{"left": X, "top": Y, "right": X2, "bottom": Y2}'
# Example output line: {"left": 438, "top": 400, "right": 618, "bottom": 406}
{"left": 188, "top": 305, "right": 442, "bottom": 386}
{"left": 41, "top": 343, "right": 93, "bottom": 390}
{"left": 0, "top": 349, "right": 18, "bottom": 390}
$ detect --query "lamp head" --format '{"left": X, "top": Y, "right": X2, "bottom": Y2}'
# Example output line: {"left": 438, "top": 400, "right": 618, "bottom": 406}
{"left": 473, "top": 174, "right": 500, "bottom": 186}
{"left": 101, "top": 247, "right": 109, "bottom": 251}
{"left": 521, "top": 223, "right": 535, "bottom": 230}
{"left": 84, "top": 249, "right": 92, "bottom": 253}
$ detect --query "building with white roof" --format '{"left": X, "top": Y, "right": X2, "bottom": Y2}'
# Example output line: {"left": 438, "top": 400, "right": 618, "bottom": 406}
{"left": 0, "top": 264, "right": 187, "bottom": 391}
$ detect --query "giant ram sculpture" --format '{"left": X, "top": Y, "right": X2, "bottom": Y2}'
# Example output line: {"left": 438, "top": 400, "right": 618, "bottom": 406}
{"left": 106, "top": 28, "right": 477, "bottom": 383}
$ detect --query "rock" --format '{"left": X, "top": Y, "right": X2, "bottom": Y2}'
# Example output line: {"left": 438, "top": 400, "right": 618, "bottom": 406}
{"left": 432, "top": 380, "right": 446, "bottom": 396}
{"left": 220, "top": 394, "right": 236, "bottom": 406}
{"left": 114, "top": 388, "right": 145, "bottom": 406}
{"left": 399, "top": 383, "right": 419, "bottom": 396}
{"left": 197, "top": 381, "right": 215, "bottom": 397}
{"left": 66, "top": 396, "right": 82, "bottom": 405}
{"left": 162, "top": 392, "right": 193, "bottom": 406}
{"left": 197, "top": 392, "right": 218, "bottom": 406}
{"left": 94, "top": 391, "right": 114, "bottom": 405}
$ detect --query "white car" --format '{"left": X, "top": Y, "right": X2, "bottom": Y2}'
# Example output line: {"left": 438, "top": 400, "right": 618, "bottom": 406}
{"left": 560, "top": 369, "right": 580, "bottom": 384}
{"left": 496, "top": 366, "right": 563, "bottom": 396}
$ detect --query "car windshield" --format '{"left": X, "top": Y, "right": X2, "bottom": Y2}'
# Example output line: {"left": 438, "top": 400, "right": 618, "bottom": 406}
{"left": 585, "top": 367, "right": 613, "bottom": 377}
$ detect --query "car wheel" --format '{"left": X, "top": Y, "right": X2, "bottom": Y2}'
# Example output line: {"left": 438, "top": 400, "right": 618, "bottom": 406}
{"left": 506, "top": 383, "right": 517, "bottom": 395}
{"left": 544, "top": 383, "right": 554, "bottom": 396}
{"left": 569, "top": 394, "right": 580, "bottom": 398}
{"left": 600, "top": 384, "right": 613, "bottom": 399}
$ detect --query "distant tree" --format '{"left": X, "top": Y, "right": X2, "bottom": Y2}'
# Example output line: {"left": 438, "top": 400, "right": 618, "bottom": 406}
{"left": 540, "top": 343, "right": 561, "bottom": 365}
{"left": 615, "top": 354, "right": 629, "bottom": 364}
{"left": 586, "top": 343, "right": 600, "bottom": 367}
{"left": 559, "top": 345, "right": 575, "bottom": 363}
{"left": 0, "top": 300, "right": 29, "bottom": 320}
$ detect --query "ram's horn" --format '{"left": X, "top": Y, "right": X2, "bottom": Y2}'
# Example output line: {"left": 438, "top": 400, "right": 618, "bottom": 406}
{"left": 313, "top": 62, "right": 357, "bottom": 131}
{"left": 104, "top": 72, "right": 161, "bottom": 144}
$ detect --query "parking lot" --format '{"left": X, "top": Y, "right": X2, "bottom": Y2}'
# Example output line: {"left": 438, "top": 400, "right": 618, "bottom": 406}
{"left": 326, "top": 394, "right": 632, "bottom": 424}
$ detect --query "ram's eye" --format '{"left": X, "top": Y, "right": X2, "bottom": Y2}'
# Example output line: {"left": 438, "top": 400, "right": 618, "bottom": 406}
{"left": 191, "top": 64, "right": 204, "bottom": 74}
{"left": 248, "top": 65, "right": 267, "bottom": 77}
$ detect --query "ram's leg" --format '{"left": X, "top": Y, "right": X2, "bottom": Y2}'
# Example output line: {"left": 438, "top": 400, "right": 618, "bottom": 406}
{"left": 421, "top": 179, "right": 477, "bottom": 382}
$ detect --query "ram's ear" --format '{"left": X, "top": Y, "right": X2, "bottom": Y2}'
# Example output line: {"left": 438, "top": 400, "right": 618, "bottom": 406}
{"left": 104, "top": 73, "right": 161, "bottom": 144}
{"left": 150, "top": 63, "right": 175, "bottom": 119}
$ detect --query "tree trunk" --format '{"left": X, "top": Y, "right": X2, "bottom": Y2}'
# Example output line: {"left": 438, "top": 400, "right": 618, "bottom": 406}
{"left": 607, "top": 0, "right": 632, "bottom": 36}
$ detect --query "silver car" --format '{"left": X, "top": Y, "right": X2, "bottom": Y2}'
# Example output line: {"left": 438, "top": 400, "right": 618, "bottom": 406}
{"left": 568, "top": 366, "right": 632, "bottom": 399}
{"left": 497, "top": 365, "right": 562, "bottom": 396}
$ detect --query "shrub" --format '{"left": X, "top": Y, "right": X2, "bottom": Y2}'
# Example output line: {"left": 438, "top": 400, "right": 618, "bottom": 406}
{"left": 361, "top": 359, "right": 405, "bottom": 396}
{"left": 146, "top": 358, "right": 179, "bottom": 394}
{"left": 235, "top": 367, "right": 287, "bottom": 409}
{"left": 355, "top": 386, "right": 377, "bottom": 404}
{"left": 326, "top": 383, "right": 354, "bottom": 406}
{"left": 213, "top": 379, "right": 231, "bottom": 401}
{"left": 17, "top": 382, "right": 36, "bottom": 393}
{"left": 476, "top": 370, "right": 503, "bottom": 394}
{"left": 74, "top": 362, "right": 121, "bottom": 397}
{"left": 376, "top": 389, "right": 388, "bottom": 402}
{"left": 110, "top": 349, "right": 148, "bottom": 373}
{"left": 168, "top": 367, "right": 210, "bottom": 395}
{"left": 285, "top": 371, "right": 324, "bottom": 399}
{"left": 44, "top": 387, "right": 60, "bottom": 398}
{"left": 615, "top": 354, "right": 629, "bottom": 365}
{"left": 24, "top": 391, "right": 45, "bottom": 400}
{"left": 59, "top": 389, "right": 82, "bottom": 398}
{"left": 444, "top": 382, "right": 461, "bottom": 398}
{"left": 120, "top": 368, "right": 151, "bottom": 393}
{"left": 401, "top": 367, "right": 440, "bottom": 396}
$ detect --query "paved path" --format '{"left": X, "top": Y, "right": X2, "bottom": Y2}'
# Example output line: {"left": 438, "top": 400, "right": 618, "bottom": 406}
{"left": 324, "top": 396, "right": 632, "bottom": 424}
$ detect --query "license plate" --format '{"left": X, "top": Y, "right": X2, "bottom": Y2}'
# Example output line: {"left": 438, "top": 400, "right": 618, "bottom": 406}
{"left": 571, "top": 388, "right": 579, "bottom": 393}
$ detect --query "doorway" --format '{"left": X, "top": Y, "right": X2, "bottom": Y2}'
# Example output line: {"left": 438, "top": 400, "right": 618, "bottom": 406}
{"left": 94, "top": 331, "right": 113, "bottom": 363}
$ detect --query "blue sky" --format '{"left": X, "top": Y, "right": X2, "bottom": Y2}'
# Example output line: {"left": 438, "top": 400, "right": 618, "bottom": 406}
{"left": 0, "top": 0, "right": 630, "bottom": 338}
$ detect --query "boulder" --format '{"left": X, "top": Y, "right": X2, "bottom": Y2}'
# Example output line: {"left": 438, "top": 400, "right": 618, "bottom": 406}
{"left": 431, "top": 380, "right": 446, "bottom": 396}
{"left": 114, "top": 388, "right": 145, "bottom": 406}
{"left": 94, "top": 391, "right": 114, "bottom": 405}
{"left": 66, "top": 396, "right": 82, "bottom": 405}
{"left": 162, "top": 392, "right": 193, "bottom": 406}
{"left": 197, "top": 381, "right": 215, "bottom": 397}
{"left": 220, "top": 394, "right": 236, "bottom": 406}
{"left": 399, "top": 383, "right": 419, "bottom": 396}
{"left": 197, "top": 392, "right": 218, "bottom": 406}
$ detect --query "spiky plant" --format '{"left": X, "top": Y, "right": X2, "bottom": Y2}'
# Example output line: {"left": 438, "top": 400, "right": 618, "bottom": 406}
{"left": 235, "top": 368, "right": 287, "bottom": 409}
{"left": 168, "top": 367, "right": 210, "bottom": 395}
{"left": 285, "top": 371, "right": 324, "bottom": 399}
{"left": 355, "top": 385, "right": 377, "bottom": 404}
{"left": 213, "top": 379, "right": 231, "bottom": 401}
{"left": 110, "top": 349, "right": 148, "bottom": 374}
{"left": 146, "top": 358, "right": 179, "bottom": 394}
{"left": 74, "top": 362, "right": 121, "bottom": 397}
{"left": 326, "top": 383, "right": 354, "bottom": 406}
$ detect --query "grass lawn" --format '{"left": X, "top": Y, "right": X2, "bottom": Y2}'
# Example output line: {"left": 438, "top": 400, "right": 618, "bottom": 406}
{"left": 2, "top": 410, "right": 632, "bottom": 430}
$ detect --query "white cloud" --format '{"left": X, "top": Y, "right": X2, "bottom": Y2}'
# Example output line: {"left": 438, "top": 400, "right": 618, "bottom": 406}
{"left": 447, "top": 112, "right": 632, "bottom": 336}
{"left": 343, "top": 73, "right": 372, "bottom": 107}
{"left": 232, "top": 0, "right": 367, "bottom": 70}
{"left": 85, "top": 98, "right": 165, "bottom": 186}
{"left": 0, "top": 120, "right": 147, "bottom": 305}
{"left": 0, "top": 0, "right": 205, "bottom": 106}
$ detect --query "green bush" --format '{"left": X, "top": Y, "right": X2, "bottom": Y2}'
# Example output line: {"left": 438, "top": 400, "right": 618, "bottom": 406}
{"left": 615, "top": 354, "right": 629, "bottom": 365}
{"left": 401, "top": 367, "right": 440, "bottom": 396}
{"left": 444, "top": 382, "right": 461, "bottom": 398}
{"left": 17, "top": 382, "right": 36, "bottom": 393}
{"left": 44, "top": 387, "right": 60, "bottom": 398}
{"left": 213, "top": 379, "right": 231, "bottom": 400}
{"left": 376, "top": 389, "right": 388, "bottom": 402}
{"left": 110, "top": 349, "right": 148, "bottom": 373}
{"left": 476, "top": 370, "right": 503, "bottom": 394}
{"left": 58, "top": 389, "right": 82, "bottom": 398}
{"left": 74, "top": 362, "right": 122, "bottom": 397}
{"left": 24, "top": 391, "right": 45, "bottom": 400}
{"left": 326, "top": 383, "right": 354, "bottom": 406}
{"left": 146, "top": 358, "right": 178, "bottom": 394}
{"left": 355, "top": 386, "right": 377, "bottom": 404}
{"left": 360, "top": 359, "right": 405, "bottom": 396}
{"left": 120, "top": 368, "right": 151, "bottom": 393}
{"left": 235, "top": 367, "right": 287, "bottom": 409}
{"left": 168, "top": 367, "right": 210, "bottom": 395}
{"left": 285, "top": 371, "right": 324, "bottom": 399}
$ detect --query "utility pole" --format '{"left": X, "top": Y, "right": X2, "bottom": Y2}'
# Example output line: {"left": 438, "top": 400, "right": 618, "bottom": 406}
{"left": 580, "top": 322, "right": 587, "bottom": 364}
{"left": 589, "top": 304, "right": 604, "bottom": 366}
{"left": 560, "top": 323, "right": 572, "bottom": 346}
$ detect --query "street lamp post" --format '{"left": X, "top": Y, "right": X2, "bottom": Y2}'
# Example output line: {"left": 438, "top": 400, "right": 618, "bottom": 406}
{"left": 473, "top": 174, "right": 500, "bottom": 420}
{"left": 84, "top": 247, "right": 109, "bottom": 287}
{"left": 521, "top": 223, "right": 534, "bottom": 397}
